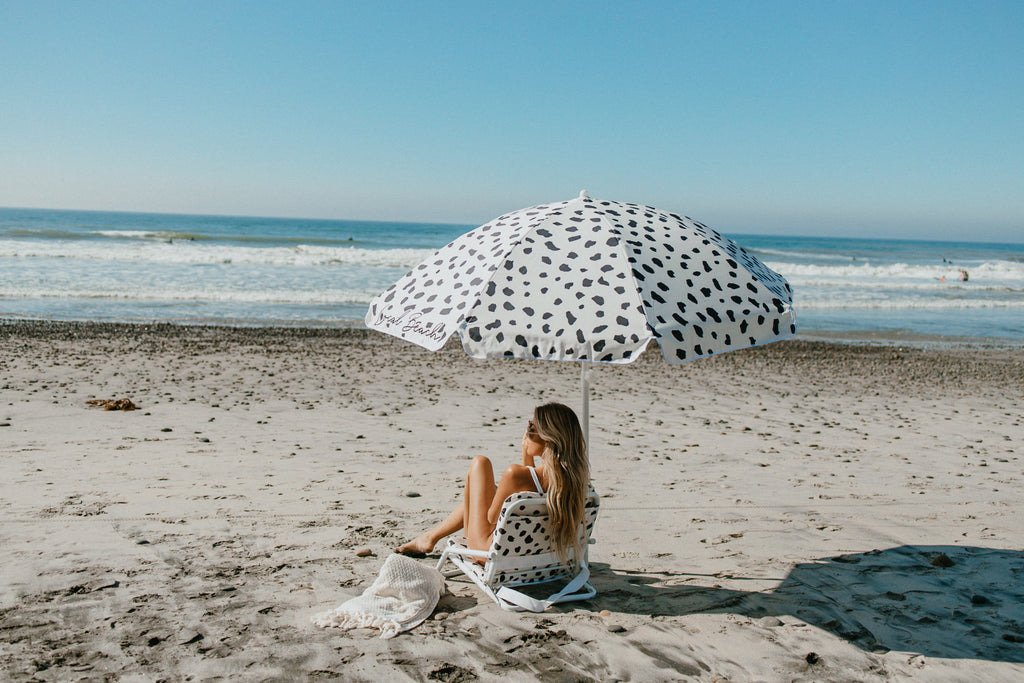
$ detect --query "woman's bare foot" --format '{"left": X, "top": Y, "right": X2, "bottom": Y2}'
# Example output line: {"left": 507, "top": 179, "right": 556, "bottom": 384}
{"left": 396, "top": 534, "right": 434, "bottom": 558}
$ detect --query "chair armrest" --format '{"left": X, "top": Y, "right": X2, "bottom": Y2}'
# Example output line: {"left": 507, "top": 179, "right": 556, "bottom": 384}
{"left": 442, "top": 543, "right": 491, "bottom": 560}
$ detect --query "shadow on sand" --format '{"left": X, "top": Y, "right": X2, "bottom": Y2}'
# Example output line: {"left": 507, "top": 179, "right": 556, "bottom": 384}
{"left": 587, "top": 545, "right": 1024, "bottom": 662}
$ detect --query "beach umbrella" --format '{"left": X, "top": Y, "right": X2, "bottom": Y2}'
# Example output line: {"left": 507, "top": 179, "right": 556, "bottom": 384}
{"left": 365, "top": 191, "right": 795, "bottom": 440}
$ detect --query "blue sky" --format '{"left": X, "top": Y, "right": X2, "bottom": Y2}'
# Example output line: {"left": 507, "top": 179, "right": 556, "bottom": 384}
{"left": 1, "top": 1, "right": 1021, "bottom": 242}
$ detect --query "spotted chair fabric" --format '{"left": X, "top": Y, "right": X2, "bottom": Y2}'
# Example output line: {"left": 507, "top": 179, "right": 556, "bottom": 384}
{"left": 366, "top": 192, "right": 795, "bottom": 364}
{"left": 486, "top": 489, "right": 600, "bottom": 587}
{"left": 435, "top": 488, "right": 600, "bottom": 611}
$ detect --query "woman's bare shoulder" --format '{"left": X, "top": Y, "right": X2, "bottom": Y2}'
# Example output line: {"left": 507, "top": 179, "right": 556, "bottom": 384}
{"left": 502, "top": 462, "right": 531, "bottom": 477}
{"left": 499, "top": 463, "right": 535, "bottom": 489}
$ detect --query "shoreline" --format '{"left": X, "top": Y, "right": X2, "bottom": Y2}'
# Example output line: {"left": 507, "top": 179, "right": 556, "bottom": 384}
{"left": 4, "top": 316, "right": 1023, "bottom": 352}
{"left": 2, "top": 318, "right": 1022, "bottom": 680}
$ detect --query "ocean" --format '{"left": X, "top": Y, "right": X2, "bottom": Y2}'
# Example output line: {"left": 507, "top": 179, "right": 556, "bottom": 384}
{"left": 2, "top": 207, "right": 1022, "bottom": 344}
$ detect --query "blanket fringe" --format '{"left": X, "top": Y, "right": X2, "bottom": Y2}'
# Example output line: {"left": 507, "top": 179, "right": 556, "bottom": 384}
{"left": 312, "top": 608, "right": 399, "bottom": 639}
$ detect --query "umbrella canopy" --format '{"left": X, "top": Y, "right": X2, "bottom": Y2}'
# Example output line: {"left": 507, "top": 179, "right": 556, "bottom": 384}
{"left": 366, "top": 191, "right": 795, "bottom": 365}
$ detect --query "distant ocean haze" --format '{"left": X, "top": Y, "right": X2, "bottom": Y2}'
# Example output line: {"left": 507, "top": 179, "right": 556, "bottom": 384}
{"left": 1, "top": 207, "right": 1022, "bottom": 342}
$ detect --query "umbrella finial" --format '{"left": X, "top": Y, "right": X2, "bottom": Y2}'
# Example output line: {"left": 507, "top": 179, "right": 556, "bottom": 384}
{"left": 579, "top": 190, "right": 589, "bottom": 199}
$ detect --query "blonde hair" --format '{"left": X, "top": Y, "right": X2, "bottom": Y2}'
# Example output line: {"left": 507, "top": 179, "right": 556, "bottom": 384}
{"left": 533, "top": 402, "right": 590, "bottom": 568}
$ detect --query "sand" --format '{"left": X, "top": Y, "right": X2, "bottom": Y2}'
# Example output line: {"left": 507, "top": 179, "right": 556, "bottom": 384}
{"left": 1, "top": 320, "right": 1022, "bottom": 682}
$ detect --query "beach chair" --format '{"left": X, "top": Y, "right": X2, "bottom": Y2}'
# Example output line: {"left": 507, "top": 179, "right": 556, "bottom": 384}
{"left": 435, "top": 489, "right": 600, "bottom": 612}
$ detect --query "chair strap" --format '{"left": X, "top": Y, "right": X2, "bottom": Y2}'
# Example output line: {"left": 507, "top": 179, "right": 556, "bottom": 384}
{"left": 494, "top": 561, "right": 590, "bottom": 613}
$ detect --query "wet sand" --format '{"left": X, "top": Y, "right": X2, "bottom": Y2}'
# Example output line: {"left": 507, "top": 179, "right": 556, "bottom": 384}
{"left": 1, "top": 321, "right": 1023, "bottom": 681}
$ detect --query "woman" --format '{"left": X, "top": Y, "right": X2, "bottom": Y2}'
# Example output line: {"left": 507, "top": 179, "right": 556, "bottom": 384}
{"left": 397, "top": 402, "right": 590, "bottom": 567}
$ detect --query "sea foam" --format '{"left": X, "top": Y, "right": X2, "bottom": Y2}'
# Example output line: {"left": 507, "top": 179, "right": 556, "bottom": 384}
{"left": 0, "top": 240, "right": 434, "bottom": 269}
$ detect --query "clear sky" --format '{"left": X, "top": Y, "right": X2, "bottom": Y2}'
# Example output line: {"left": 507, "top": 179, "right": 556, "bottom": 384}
{"left": 1, "top": 1, "right": 1021, "bottom": 242}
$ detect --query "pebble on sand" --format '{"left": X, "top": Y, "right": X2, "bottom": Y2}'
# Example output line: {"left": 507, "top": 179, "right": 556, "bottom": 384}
{"left": 355, "top": 548, "right": 374, "bottom": 557}
{"left": 180, "top": 632, "right": 204, "bottom": 645}
{"left": 404, "top": 491, "right": 421, "bottom": 498}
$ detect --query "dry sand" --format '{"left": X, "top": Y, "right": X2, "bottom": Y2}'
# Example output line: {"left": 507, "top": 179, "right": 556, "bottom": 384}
{"left": 1, "top": 321, "right": 1022, "bottom": 682}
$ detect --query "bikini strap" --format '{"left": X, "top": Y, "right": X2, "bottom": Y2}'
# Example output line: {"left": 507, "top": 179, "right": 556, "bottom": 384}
{"left": 526, "top": 466, "right": 544, "bottom": 494}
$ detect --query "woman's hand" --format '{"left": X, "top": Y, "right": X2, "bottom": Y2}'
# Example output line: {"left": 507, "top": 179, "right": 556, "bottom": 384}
{"left": 522, "top": 432, "right": 535, "bottom": 466}
{"left": 522, "top": 422, "right": 544, "bottom": 466}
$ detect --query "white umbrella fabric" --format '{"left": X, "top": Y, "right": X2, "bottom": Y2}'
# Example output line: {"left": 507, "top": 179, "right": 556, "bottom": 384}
{"left": 365, "top": 191, "right": 795, "bottom": 437}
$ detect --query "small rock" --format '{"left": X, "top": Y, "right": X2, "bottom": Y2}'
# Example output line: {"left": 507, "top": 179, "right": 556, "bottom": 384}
{"left": 355, "top": 548, "right": 374, "bottom": 557}
{"left": 433, "top": 612, "right": 448, "bottom": 620}
{"left": 760, "top": 616, "right": 784, "bottom": 627}
{"left": 805, "top": 652, "right": 820, "bottom": 664}
{"left": 161, "top": 428, "right": 173, "bottom": 433}
{"left": 136, "top": 539, "right": 150, "bottom": 545}
{"left": 404, "top": 491, "right": 421, "bottom": 498}
{"left": 220, "top": 585, "right": 236, "bottom": 592}
{"left": 599, "top": 610, "right": 612, "bottom": 617}
{"left": 930, "top": 553, "right": 955, "bottom": 568}
{"left": 198, "top": 437, "right": 210, "bottom": 443}
{"left": 607, "top": 624, "right": 626, "bottom": 633}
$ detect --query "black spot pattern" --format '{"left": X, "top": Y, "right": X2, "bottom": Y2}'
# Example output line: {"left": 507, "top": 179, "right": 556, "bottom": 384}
{"left": 366, "top": 192, "right": 796, "bottom": 364}
{"left": 487, "top": 491, "right": 600, "bottom": 586}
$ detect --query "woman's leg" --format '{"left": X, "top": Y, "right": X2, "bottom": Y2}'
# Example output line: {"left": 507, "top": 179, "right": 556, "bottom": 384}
{"left": 397, "top": 456, "right": 496, "bottom": 555}
{"left": 463, "top": 455, "right": 498, "bottom": 551}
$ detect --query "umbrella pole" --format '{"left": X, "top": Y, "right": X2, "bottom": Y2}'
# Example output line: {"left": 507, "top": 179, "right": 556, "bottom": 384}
{"left": 580, "top": 362, "right": 590, "bottom": 449}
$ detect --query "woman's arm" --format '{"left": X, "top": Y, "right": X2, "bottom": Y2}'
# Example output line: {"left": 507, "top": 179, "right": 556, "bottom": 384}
{"left": 488, "top": 464, "right": 535, "bottom": 525}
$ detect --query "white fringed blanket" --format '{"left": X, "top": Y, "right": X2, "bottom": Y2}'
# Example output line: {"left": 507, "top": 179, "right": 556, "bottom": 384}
{"left": 311, "top": 553, "right": 444, "bottom": 639}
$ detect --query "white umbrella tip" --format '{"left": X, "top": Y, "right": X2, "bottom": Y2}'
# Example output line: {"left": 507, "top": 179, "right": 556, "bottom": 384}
{"left": 579, "top": 190, "right": 589, "bottom": 199}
